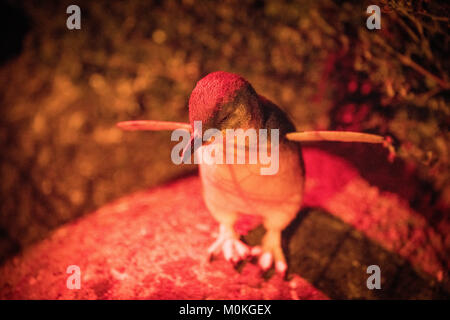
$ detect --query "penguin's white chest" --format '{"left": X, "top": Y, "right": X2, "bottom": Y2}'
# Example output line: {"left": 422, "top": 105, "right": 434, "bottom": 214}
{"left": 197, "top": 142, "right": 304, "bottom": 217}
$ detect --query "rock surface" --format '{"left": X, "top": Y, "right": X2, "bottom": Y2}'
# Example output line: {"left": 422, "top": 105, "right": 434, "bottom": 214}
{"left": 0, "top": 147, "right": 448, "bottom": 299}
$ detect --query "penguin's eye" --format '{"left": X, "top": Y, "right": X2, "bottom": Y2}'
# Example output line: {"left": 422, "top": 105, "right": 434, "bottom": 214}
{"left": 218, "top": 113, "right": 232, "bottom": 125}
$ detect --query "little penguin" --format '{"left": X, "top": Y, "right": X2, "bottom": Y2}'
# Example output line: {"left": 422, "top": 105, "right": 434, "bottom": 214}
{"left": 187, "top": 71, "right": 304, "bottom": 274}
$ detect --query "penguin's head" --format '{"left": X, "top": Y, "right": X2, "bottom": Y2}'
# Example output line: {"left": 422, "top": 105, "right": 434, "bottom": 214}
{"left": 188, "top": 71, "right": 262, "bottom": 133}
{"left": 181, "top": 71, "right": 263, "bottom": 161}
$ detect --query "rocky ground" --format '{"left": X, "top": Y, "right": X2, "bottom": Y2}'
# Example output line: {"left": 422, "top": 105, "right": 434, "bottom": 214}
{"left": 0, "top": 146, "right": 448, "bottom": 299}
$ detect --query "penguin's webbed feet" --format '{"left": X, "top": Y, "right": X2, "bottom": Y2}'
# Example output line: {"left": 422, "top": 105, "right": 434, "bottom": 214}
{"left": 250, "top": 247, "right": 288, "bottom": 275}
{"left": 251, "top": 229, "right": 288, "bottom": 275}
{"left": 208, "top": 236, "right": 250, "bottom": 264}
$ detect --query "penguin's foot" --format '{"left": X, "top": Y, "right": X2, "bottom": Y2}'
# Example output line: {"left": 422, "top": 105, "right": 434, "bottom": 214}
{"left": 252, "top": 230, "right": 287, "bottom": 274}
{"left": 208, "top": 226, "right": 250, "bottom": 263}
{"left": 250, "top": 246, "right": 287, "bottom": 274}
{"left": 208, "top": 237, "right": 250, "bottom": 263}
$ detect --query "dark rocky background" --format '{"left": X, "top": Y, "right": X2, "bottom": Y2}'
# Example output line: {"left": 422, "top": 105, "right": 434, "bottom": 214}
{"left": 0, "top": 0, "right": 448, "bottom": 277}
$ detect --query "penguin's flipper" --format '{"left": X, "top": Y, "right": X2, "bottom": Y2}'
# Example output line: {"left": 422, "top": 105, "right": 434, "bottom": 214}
{"left": 286, "top": 131, "right": 396, "bottom": 161}
{"left": 286, "top": 131, "right": 384, "bottom": 143}
{"left": 116, "top": 120, "right": 192, "bottom": 132}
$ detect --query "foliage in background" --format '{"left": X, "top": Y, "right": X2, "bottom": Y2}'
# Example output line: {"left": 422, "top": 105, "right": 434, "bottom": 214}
{"left": 338, "top": 0, "right": 449, "bottom": 206}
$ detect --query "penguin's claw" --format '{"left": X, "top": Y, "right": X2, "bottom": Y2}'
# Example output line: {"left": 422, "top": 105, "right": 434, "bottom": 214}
{"left": 207, "top": 237, "right": 224, "bottom": 257}
{"left": 250, "top": 246, "right": 262, "bottom": 256}
{"left": 256, "top": 250, "right": 287, "bottom": 275}
{"left": 275, "top": 260, "right": 288, "bottom": 274}
{"left": 258, "top": 252, "right": 273, "bottom": 271}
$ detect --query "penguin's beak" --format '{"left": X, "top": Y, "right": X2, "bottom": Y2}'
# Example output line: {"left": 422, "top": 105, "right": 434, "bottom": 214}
{"left": 181, "top": 131, "right": 202, "bottom": 163}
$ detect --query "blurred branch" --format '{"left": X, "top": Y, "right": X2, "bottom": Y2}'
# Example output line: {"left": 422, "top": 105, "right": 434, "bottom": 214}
{"left": 373, "top": 35, "right": 450, "bottom": 89}
{"left": 414, "top": 12, "right": 449, "bottom": 22}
